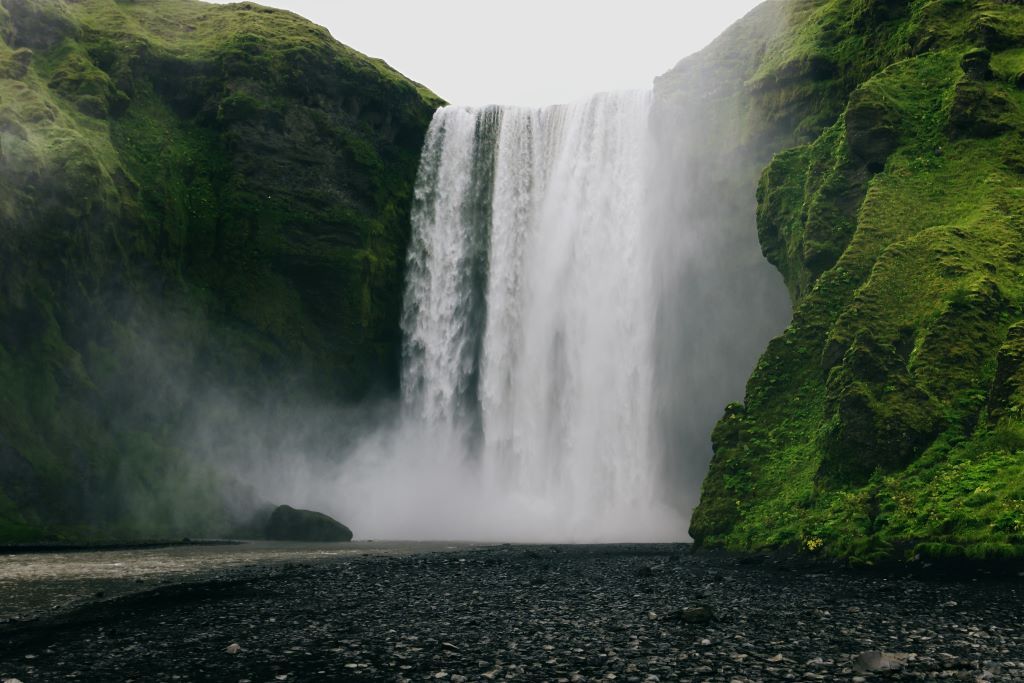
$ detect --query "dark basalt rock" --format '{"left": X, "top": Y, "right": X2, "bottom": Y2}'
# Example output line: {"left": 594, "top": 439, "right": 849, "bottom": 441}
{"left": 947, "top": 80, "right": 1014, "bottom": 138}
{"left": 264, "top": 505, "right": 353, "bottom": 543}
{"left": 960, "top": 48, "right": 993, "bottom": 81}
{"left": 845, "top": 90, "right": 900, "bottom": 173}
{"left": 667, "top": 605, "right": 715, "bottom": 624}
{"left": 2, "top": 546, "right": 1023, "bottom": 681}
{"left": 971, "top": 13, "right": 1023, "bottom": 52}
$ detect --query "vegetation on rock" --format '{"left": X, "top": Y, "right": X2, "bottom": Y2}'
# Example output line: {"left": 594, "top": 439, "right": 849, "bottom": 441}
{"left": 0, "top": 0, "right": 440, "bottom": 541}
{"left": 688, "top": 0, "right": 1024, "bottom": 563}
{"left": 4, "top": 0, "right": 1020, "bottom": 561}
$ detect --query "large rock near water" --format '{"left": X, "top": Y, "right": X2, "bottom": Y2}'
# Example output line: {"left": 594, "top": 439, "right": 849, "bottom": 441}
{"left": 265, "top": 506, "right": 353, "bottom": 542}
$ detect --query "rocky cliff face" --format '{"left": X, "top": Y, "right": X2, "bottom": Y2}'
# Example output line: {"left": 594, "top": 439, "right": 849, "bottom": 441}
{"left": 5, "top": 0, "right": 1021, "bottom": 556}
{"left": 683, "top": 0, "right": 1024, "bottom": 562}
{"left": 0, "top": 0, "right": 440, "bottom": 541}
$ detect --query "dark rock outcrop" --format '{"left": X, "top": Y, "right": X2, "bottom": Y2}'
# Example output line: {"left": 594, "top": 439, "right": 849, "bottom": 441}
{"left": 845, "top": 89, "right": 901, "bottom": 173}
{"left": 947, "top": 80, "right": 1015, "bottom": 138}
{"left": 960, "top": 48, "right": 993, "bottom": 81}
{"left": 264, "top": 505, "right": 353, "bottom": 542}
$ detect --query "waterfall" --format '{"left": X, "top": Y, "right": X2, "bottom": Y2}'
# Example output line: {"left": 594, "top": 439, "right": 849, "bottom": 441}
{"left": 398, "top": 91, "right": 681, "bottom": 540}
{"left": 282, "top": 82, "right": 789, "bottom": 542}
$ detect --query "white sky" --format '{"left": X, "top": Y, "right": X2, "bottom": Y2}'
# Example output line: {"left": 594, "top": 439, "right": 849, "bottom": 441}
{"left": 205, "top": 1, "right": 766, "bottom": 106}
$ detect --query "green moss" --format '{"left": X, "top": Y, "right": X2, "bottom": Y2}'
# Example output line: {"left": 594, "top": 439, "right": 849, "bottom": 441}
{"left": 0, "top": 0, "right": 440, "bottom": 541}
{"left": 758, "top": 122, "right": 868, "bottom": 301}
{"left": 692, "top": 0, "right": 1024, "bottom": 563}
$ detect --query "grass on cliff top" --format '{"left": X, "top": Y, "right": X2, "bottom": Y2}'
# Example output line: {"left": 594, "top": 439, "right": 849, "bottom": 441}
{"left": 68, "top": 0, "right": 441, "bottom": 104}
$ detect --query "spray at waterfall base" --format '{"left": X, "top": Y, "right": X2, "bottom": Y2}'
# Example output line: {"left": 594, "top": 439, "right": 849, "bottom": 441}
{"left": 256, "top": 85, "right": 789, "bottom": 542}
{"left": 324, "top": 93, "right": 675, "bottom": 542}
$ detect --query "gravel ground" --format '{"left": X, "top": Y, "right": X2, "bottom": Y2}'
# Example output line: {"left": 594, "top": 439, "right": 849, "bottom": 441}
{"left": 1, "top": 544, "right": 1022, "bottom": 682}
{"left": 0, "top": 541, "right": 473, "bottom": 621}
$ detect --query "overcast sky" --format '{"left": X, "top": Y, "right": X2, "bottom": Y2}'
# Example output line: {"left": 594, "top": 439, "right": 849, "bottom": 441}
{"left": 206, "top": 1, "right": 766, "bottom": 106}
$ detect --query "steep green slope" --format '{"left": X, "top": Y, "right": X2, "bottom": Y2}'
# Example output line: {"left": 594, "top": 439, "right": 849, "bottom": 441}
{"left": 689, "top": 0, "right": 1024, "bottom": 563}
{"left": 0, "top": 0, "right": 440, "bottom": 541}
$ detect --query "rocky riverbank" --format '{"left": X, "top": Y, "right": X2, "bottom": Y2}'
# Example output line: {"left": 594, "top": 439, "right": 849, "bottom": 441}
{"left": 1, "top": 544, "right": 1022, "bottom": 681}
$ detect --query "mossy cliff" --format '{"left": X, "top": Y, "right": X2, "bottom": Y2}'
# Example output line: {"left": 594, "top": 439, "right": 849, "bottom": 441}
{"left": 0, "top": 0, "right": 440, "bottom": 541}
{"left": 683, "top": 0, "right": 1024, "bottom": 563}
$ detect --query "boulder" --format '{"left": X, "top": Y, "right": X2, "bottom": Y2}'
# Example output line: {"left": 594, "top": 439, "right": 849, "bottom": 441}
{"left": 666, "top": 605, "right": 715, "bottom": 624}
{"left": 264, "top": 505, "right": 353, "bottom": 542}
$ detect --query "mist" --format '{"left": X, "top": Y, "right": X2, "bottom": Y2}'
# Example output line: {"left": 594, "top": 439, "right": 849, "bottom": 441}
{"left": 93, "top": 4, "right": 794, "bottom": 544}
{"left": 202, "top": 67, "right": 791, "bottom": 542}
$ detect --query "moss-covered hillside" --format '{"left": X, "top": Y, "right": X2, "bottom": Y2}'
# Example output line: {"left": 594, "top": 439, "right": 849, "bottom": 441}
{"left": 0, "top": 0, "right": 440, "bottom": 541}
{"left": 688, "top": 0, "right": 1024, "bottom": 563}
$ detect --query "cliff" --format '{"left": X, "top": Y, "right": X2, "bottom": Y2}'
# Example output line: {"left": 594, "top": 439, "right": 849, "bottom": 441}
{"left": 682, "top": 0, "right": 1024, "bottom": 563}
{"left": 5, "top": 0, "right": 1022, "bottom": 556}
{"left": 0, "top": 0, "right": 440, "bottom": 541}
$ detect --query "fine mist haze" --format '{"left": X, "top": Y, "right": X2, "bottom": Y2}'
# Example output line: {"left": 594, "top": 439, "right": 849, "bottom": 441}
{"left": 285, "top": 5, "right": 793, "bottom": 543}
{"left": 647, "top": 3, "right": 795, "bottom": 516}
{"left": 219, "top": 71, "right": 790, "bottom": 543}
{"left": 148, "top": 5, "right": 795, "bottom": 543}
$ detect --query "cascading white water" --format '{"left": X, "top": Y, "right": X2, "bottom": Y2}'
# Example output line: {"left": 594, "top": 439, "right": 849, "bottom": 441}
{"left": 241, "top": 81, "right": 789, "bottom": 541}
{"left": 224, "top": 12, "right": 795, "bottom": 543}
{"left": 398, "top": 91, "right": 681, "bottom": 540}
